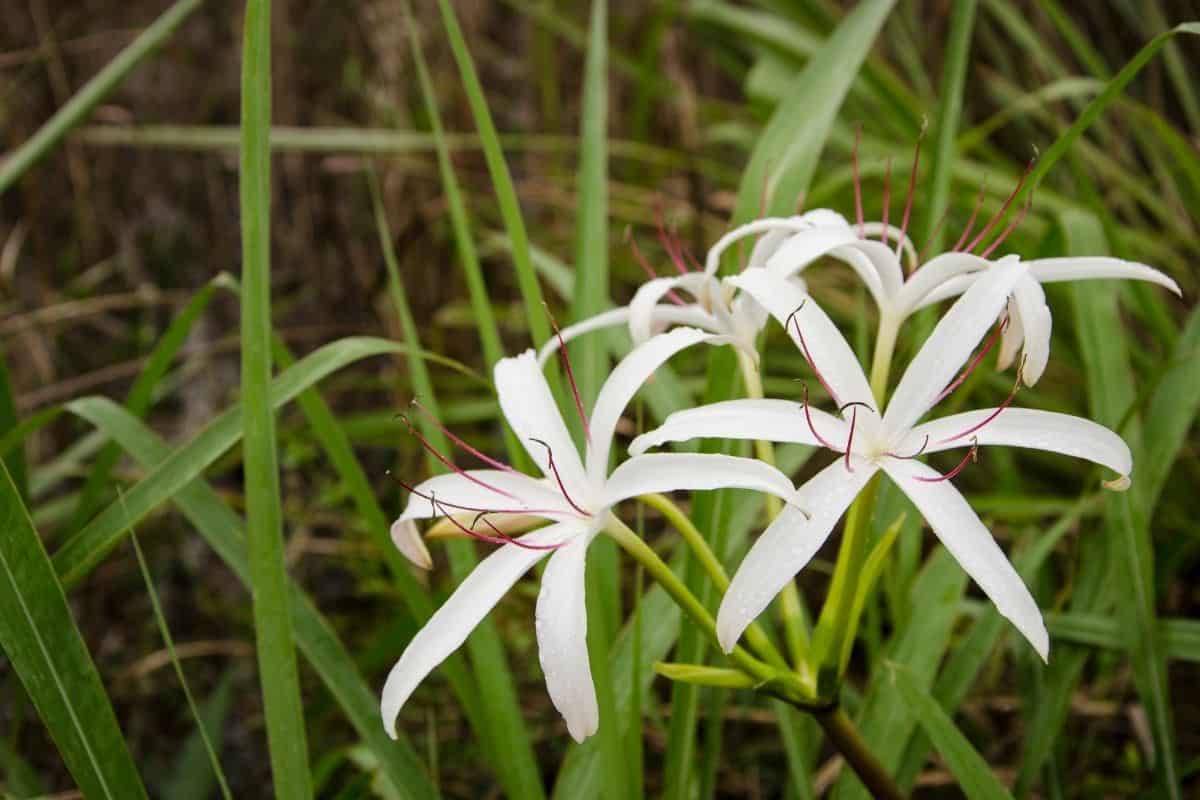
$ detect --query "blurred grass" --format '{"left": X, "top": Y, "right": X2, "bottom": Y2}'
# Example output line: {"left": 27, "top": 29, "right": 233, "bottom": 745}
{"left": 1, "top": 1, "right": 1198, "bottom": 797}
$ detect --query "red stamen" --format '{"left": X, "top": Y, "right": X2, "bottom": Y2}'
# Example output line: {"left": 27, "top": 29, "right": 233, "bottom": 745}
{"left": 913, "top": 438, "right": 978, "bottom": 483}
{"left": 886, "top": 434, "right": 930, "bottom": 460}
{"left": 937, "top": 367, "right": 1023, "bottom": 444}
{"left": 529, "top": 438, "right": 590, "bottom": 516}
{"left": 681, "top": 242, "right": 704, "bottom": 273}
{"left": 853, "top": 125, "right": 864, "bottom": 238}
{"left": 880, "top": 157, "right": 893, "bottom": 243}
{"left": 627, "top": 232, "right": 686, "bottom": 305}
{"left": 931, "top": 316, "right": 1009, "bottom": 407}
{"left": 916, "top": 206, "right": 952, "bottom": 268}
{"left": 786, "top": 301, "right": 840, "bottom": 407}
{"left": 844, "top": 406, "right": 859, "bottom": 471}
{"left": 896, "top": 128, "right": 925, "bottom": 259}
{"left": 411, "top": 400, "right": 518, "bottom": 474}
{"left": 399, "top": 415, "right": 520, "bottom": 500}
{"left": 655, "top": 210, "right": 690, "bottom": 275}
{"left": 978, "top": 193, "right": 1032, "bottom": 259}
{"left": 545, "top": 306, "right": 591, "bottom": 444}
{"left": 799, "top": 384, "right": 840, "bottom": 451}
{"left": 952, "top": 178, "right": 989, "bottom": 252}
{"left": 434, "top": 497, "right": 563, "bottom": 551}
{"left": 965, "top": 159, "right": 1034, "bottom": 254}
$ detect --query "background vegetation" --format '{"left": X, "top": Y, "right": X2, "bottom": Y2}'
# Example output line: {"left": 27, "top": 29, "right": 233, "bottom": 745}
{"left": 0, "top": 0, "right": 1197, "bottom": 797}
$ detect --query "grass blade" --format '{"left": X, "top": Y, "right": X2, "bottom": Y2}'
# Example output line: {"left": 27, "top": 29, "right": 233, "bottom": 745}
{"left": 0, "top": 461, "right": 147, "bottom": 799}
{"left": 890, "top": 664, "right": 1014, "bottom": 800}
{"left": 164, "top": 672, "right": 235, "bottom": 800}
{"left": 0, "top": 350, "right": 26, "bottom": 501}
{"left": 434, "top": 0, "right": 551, "bottom": 348}
{"left": 128, "top": 528, "right": 233, "bottom": 800}
{"left": 239, "top": 1, "right": 311, "bottom": 792}
{"left": 1140, "top": 305, "right": 1200, "bottom": 511}
{"left": 0, "top": 0, "right": 202, "bottom": 193}
{"left": 65, "top": 398, "right": 438, "bottom": 798}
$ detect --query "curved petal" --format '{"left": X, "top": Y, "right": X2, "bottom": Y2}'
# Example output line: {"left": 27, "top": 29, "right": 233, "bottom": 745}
{"left": 763, "top": 228, "right": 878, "bottom": 295}
{"left": 1028, "top": 257, "right": 1181, "bottom": 296}
{"left": 586, "top": 327, "right": 721, "bottom": 479}
{"left": 602, "top": 452, "right": 798, "bottom": 509}
{"left": 859, "top": 222, "right": 918, "bottom": 275}
{"left": 907, "top": 407, "right": 1132, "bottom": 480}
{"left": 910, "top": 272, "right": 976, "bottom": 311}
{"left": 628, "top": 276, "right": 692, "bottom": 344}
{"left": 390, "top": 519, "right": 431, "bottom": 570}
{"left": 537, "top": 307, "right": 630, "bottom": 366}
{"left": 381, "top": 522, "right": 582, "bottom": 737}
{"left": 537, "top": 305, "right": 718, "bottom": 366}
{"left": 840, "top": 238, "right": 905, "bottom": 302}
{"left": 703, "top": 211, "right": 850, "bottom": 275}
{"left": 629, "top": 398, "right": 847, "bottom": 455}
{"left": 716, "top": 458, "right": 877, "bottom": 652}
{"left": 495, "top": 351, "right": 588, "bottom": 495}
{"left": 881, "top": 458, "right": 1048, "bottom": 660}
{"left": 730, "top": 270, "right": 874, "bottom": 409}
{"left": 397, "top": 470, "right": 568, "bottom": 522}
{"left": 996, "top": 296, "right": 1023, "bottom": 372}
{"left": 884, "top": 258, "right": 1028, "bottom": 435}
{"left": 898, "top": 251, "right": 991, "bottom": 314}
{"left": 536, "top": 529, "right": 601, "bottom": 742}
{"left": 1010, "top": 275, "right": 1051, "bottom": 385}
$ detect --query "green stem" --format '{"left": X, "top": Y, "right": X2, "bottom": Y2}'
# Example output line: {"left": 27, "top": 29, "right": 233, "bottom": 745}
{"left": 815, "top": 708, "right": 905, "bottom": 800}
{"left": 638, "top": 493, "right": 794, "bottom": 675}
{"left": 737, "top": 351, "right": 810, "bottom": 668}
{"left": 869, "top": 312, "right": 899, "bottom": 405}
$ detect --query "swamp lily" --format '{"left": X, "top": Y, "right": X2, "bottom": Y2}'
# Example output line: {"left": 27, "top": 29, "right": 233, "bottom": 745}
{"left": 382, "top": 327, "right": 801, "bottom": 742}
{"left": 631, "top": 267, "right": 1136, "bottom": 660}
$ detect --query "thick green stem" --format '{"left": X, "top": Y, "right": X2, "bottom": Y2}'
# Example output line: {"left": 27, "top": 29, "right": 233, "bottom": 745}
{"left": 815, "top": 708, "right": 905, "bottom": 800}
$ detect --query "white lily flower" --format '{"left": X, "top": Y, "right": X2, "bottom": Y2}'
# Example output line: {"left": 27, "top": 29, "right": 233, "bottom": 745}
{"left": 382, "top": 327, "right": 801, "bottom": 742}
{"left": 713, "top": 202, "right": 1179, "bottom": 386}
{"left": 535, "top": 210, "right": 847, "bottom": 366}
{"left": 631, "top": 268, "right": 1135, "bottom": 661}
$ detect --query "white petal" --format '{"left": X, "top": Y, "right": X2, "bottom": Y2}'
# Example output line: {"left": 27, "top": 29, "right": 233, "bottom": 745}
{"left": 730, "top": 270, "right": 874, "bottom": 409}
{"left": 716, "top": 459, "right": 878, "bottom": 652}
{"left": 908, "top": 407, "right": 1132, "bottom": 479}
{"left": 390, "top": 519, "right": 431, "bottom": 569}
{"left": 586, "top": 327, "right": 720, "bottom": 479}
{"left": 494, "top": 351, "right": 589, "bottom": 496}
{"left": 537, "top": 308, "right": 631, "bottom": 366}
{"left": 884, "top": 258, "right": 1028, "bottom": 435}
{"left": 897, "top": 251, "right": 991, "bottom": 314}
{"left": 602, "top": 452, "right": 798, "bottom": 509}
{"left": 381, "top": 523, "right": 580, "bottom": 737}
{"left": 397, "top": 470, "right": 567, "bottom": 522}
{"left": 536, "top": 530, "right": 601, "bottom": 742}
{"left": 1028, "top": 257, "right": 1181, "bottom": 296}
{"left": 628, "top": 276, "right": 693, "bottom": 344}
{"left": 859, "top": 222, "right": 918, "bottom": 276}
{"left": 1010, "top": 275, "right": 1051, "bottom": 385}
{"left": 996, "top": 297, "right": 1023, "bottom": 371}
{"left": 629, "top": 398, "right": 848, "bottom": 455}
{"left": 704, "top": 212, "right": 850, "bottom": 275}
{"left": 882, "top": 458, "right": 1048, "bottom": 660}
{"left": 910, "top": 272, "right": 977, "bottom": 311}
{"left": 536, "top": 305, "right": 718, "bottom": 366}
{"left": 838, "top": 238, "right": 905, "bottom": 302}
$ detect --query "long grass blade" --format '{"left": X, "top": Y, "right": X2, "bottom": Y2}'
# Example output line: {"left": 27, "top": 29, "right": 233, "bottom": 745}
{"left": 0, "top": 461, "right": 147, "bottom": 799}
{"left": 0, "top": 0, "right": 202, "bottom": 193}
{"left": 164, "top": 672, "right": 235, "bottom": 800}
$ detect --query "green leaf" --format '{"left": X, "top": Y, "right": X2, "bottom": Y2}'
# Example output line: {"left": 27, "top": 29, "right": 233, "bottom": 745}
{"left": 0, "top": 461, "right": 147, "bottom": 799}
{"left": 1140, "top": 305, "right": 1200, "bottom": 512}
{"left": 0, "top": 0, "right": 202, "bottom": 193}
{"left": 238, "top": 1, "right": 311, "bottom": 790}
{"left": 731, "top": 0, "right": 897, "bottom": 225}
{"left": 164, "top": 672, "right": 235, "bottom": 800}
{"left": 654, "top": 663, "right": 757, "bottom": 689}
{"left": 890, "top": 664, "right": 1014, "bottom": 800}
{"left": 65, "top": 398, "right": 438, "bottom": 798}
{"left": 53, "top": 337, "right": 417, "bottom": 586}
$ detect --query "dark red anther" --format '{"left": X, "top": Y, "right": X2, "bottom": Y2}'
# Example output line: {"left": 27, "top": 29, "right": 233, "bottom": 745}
{"left": 838, "top": 401, "right": 874, "bottom": 472}
{"left": 411, "top": 399, "right": 518, "bottom": 474}
{"left": 529, "top": 437, "right": 590, "bottom": 516}
{"left": 545, "top": 305, "right": 592, "bottom": 444}
{"left": 886, "top": 434, "right": 931, "bottom": 460}
{"left": 786, "top": 301, "right": 841, "bottom": 407}
{"left": 913, "top": 438, "right": 979, "bottom": 483}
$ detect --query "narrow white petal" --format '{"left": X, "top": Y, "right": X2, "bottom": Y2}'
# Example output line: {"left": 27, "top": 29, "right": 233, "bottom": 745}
{"left": 381, "top": 523, "right": 580, "bottom": 737}
{"left": 494, "top": 351, "right": 589, "bottom": 495}
{"left": 716, "top": 459, "right": 877, "bottom": 652}
{"left": 390, "top": 519, "right": 431, "bottom": 570}
{"left": 1010, "top": 276, "right": 1051, "bottom": 385}
{"left": 840, "top": 238, "right": 905, "bottom": 301}
{"left": 703, "top": 212, "right": 850, "bottom": 275}
{"left": 1029, "top": 257, "right": 1181, "bottom": 296}
{"left": 629, "top": 398, "right": 847, "bottom": 455}
{"left": 882, "top": 459, "right": 1048, "bottom": 660}
{"left": 897, "top": 251, "right": 991, "bottom": 314}
{"left": 602, "top": 452, "right": 798, "bottom": 509}
{"left": 859, "top": 222, "right": 918, "bottom": 277}
{"left": 763, "top": 226, "right": 863, "bottom": 282}
{"left": 397, "top": 470, "right": 567, "bottom": 522}
{"left": 908, "top": 407, "right": 1132, "bottom": 479}
{"left": 537, "top": 308, "right": 631, "bottom": 366}
{"left": 586, "top": 327, "right": 720, "bottom": 479}
{"left": 628, "top": 276, "right": 692, "bottom": 344}
{"left": 910, "top": 272, "right": 977, "bottom": 311}
{"left": 884, "top": 258, "right": 1028, "bottom": 434}
{"left": 536, "top": 530, "right": 600, "bottom": 742}
{"left": 730, "top": 270, "right": 874, "bottom": 409}
{"left": 996, "top": 297, "right": 1023, "bottom": 371}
